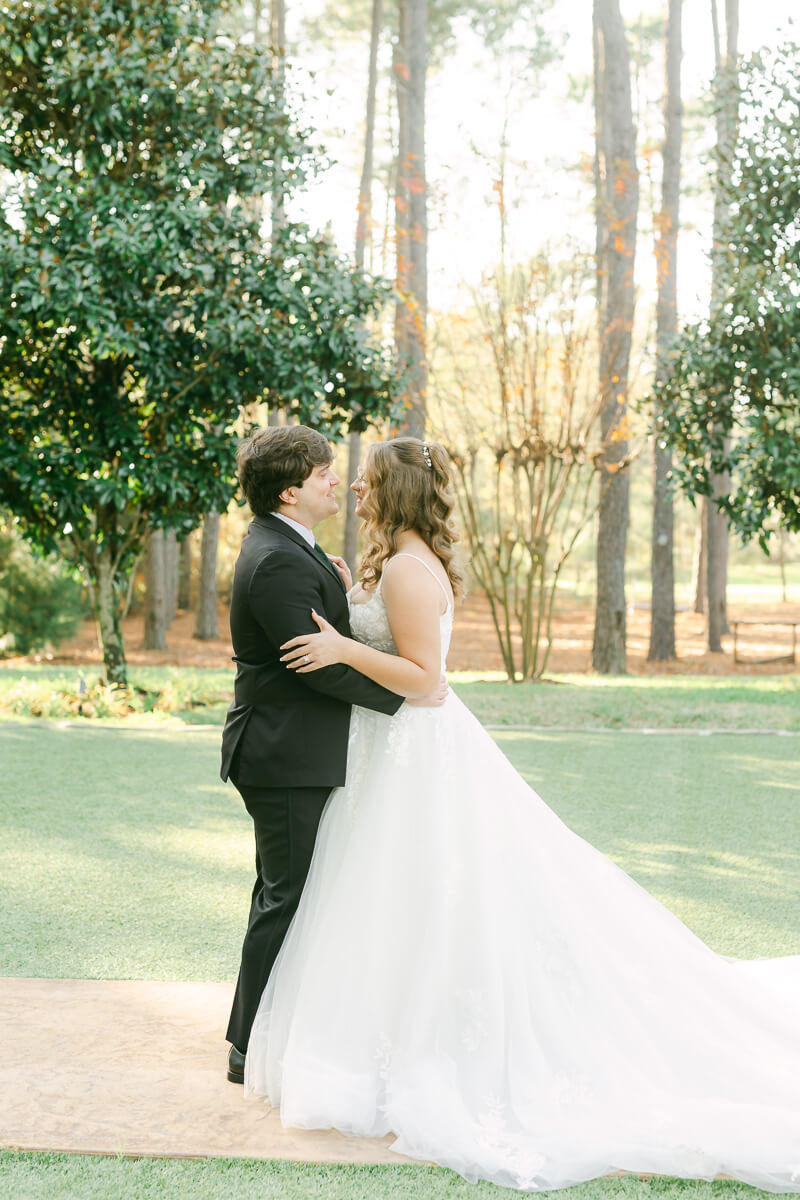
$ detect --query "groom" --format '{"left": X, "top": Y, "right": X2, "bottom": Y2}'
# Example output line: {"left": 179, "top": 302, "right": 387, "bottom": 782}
{"left": 220, "top": 424, "right": 407, "bottom": 1084}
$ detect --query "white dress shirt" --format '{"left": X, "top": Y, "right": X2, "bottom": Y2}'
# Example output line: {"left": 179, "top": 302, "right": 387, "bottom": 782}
{"left": 273, "top": 511, "right": 316, "bottom": 548}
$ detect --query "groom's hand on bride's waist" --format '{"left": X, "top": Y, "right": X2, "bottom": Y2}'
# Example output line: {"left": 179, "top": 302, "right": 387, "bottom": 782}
{"left": 407, "top": 673, "right": 449, "bottom": 707}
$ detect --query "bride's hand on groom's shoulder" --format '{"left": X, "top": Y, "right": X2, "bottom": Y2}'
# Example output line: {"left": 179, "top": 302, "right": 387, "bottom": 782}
{"left": 327, "top": 555, "right": 353, "bottom": 591}
{"left": 280, "top": 610, "right": 349, "bottom": 673}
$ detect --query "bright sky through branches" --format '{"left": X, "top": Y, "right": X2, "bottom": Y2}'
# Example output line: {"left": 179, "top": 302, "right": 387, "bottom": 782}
{"left": 288, "top": 0, "right": 796, "bottom": 322}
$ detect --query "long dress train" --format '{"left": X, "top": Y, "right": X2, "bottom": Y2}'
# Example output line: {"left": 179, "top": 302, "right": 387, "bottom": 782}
{"left": 245, "top": 559, "right": 800, "bottom": 1193}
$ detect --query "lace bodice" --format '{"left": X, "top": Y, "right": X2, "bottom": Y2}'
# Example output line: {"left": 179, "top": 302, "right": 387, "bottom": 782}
{"left": 348, "top": 557, "right": 453, "bottom": 669}
{"left": 348, "top": 590, "right": 400, "bottom": 654}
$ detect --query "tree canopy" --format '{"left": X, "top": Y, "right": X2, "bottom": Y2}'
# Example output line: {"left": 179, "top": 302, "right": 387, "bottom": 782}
{"left": 0, "top": 0, "right": 400, "bottom": 683}
{"left": 301, "top": 0, "right": 557, "bottom": 66}
{"left": 651, "top": 42, "right": 800, "bottom": 547}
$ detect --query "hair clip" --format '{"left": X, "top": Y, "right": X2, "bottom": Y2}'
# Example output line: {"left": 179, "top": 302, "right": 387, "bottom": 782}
{"left": 422, "top": 443, "right": 433, "bottom": 469}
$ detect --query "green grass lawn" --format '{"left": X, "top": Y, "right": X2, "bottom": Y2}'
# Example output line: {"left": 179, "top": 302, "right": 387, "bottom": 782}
{"left": 1, "top": 725, "right": 798, "bottom": 979}
{"left": 453, "top": 673, "right": 800, "bottom": 730}
{"left": 1, "top": 721, "right": 798, "bottom": 1198}
{"left": 1, "top": 665, "right": 799, "bottom": 730}
{"left": 0, "top": 1153, "right": 775, "bottom": 1200}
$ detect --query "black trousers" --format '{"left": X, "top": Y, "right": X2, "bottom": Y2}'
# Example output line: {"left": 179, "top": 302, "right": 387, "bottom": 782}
{"left": 226, "top": 780, "right": 332, "bottom": 1053}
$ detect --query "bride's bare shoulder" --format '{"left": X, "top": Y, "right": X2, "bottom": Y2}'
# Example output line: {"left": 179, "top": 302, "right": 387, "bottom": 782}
{"left": 383, "top": 545, "right": 452, "bottom": 611}
{"left": 389, "top": 535, "right": 438, "bottom": 567}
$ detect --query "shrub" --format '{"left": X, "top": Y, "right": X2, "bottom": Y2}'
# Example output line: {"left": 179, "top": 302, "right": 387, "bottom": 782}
{"left": 0, "top": 524, "right": 86, "bottom": 656}
{"left": 0, "top": 667, "right": 234, "bottom": 722}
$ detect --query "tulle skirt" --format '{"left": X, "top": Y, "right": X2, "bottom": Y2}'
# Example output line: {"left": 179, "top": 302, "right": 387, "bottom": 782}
{"left": 245, "top": 693, "right": 800, "bottom": 1192}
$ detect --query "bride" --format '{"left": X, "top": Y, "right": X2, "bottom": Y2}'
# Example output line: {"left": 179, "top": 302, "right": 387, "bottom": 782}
{"left": 244, "top": 436, "right": 800, "bottom": 1193}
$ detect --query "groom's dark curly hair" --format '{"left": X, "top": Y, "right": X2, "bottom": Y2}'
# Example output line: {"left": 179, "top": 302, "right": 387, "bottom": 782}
{"left": 237, "top": 425, "right": 333, "bottom": 516}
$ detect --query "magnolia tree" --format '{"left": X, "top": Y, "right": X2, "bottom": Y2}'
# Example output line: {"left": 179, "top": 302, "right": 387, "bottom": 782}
{"left": 0, "top": 0, "right": 399, "bottom": 685}
{"left": 651, "top": 43, "right": 800, "bottom": 547}
{"left": 431, "top": 247, "right": 626, "bottom": 682}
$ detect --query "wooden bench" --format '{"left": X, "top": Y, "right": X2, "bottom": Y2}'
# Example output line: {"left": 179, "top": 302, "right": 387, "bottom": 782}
{"left": 731, "top": 619, "right": 799, "bottom": 665}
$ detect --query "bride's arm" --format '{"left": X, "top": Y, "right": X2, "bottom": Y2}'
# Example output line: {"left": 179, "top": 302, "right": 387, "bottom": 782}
{"left": 280, "top": 558, "right": 444, "bottom": 700}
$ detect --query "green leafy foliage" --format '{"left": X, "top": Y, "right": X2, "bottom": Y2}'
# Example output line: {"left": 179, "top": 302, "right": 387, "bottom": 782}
{"left": 0, "top": 665, "right": 235, "bottom": 721}
{"left": 0, "top": 522, "right": 85, "bottom": 656}
{"left": 0, "top": 0, "right": 400, "bottom": 680}
{"left": 649, "top": 43, "right": 800, "bottom": 546}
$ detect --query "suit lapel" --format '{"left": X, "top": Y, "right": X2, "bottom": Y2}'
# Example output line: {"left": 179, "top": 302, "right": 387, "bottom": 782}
{"left": 256, "top": 514, "right": 346, "bottom": 592}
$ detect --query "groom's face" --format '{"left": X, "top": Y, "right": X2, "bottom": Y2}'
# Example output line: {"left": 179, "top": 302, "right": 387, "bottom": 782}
{"left": 280, "top": 462, "right": 340, "bottom": 529}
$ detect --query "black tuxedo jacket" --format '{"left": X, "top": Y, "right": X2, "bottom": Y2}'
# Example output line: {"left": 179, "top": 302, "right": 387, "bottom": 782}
{"left": 220, "top": 514, "right": 403, "bottom": 788}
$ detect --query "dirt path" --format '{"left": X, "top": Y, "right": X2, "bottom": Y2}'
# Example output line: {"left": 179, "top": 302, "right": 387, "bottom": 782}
{"left": 0, "top": 977, "right": 411, "bottom": 1163}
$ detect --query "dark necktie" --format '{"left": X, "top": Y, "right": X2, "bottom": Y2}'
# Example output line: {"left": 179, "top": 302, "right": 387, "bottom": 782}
{"left": 311, "top": 541, "right": 332, "bottom": 569}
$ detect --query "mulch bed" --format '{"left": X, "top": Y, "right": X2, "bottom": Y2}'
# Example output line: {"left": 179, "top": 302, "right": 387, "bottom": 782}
{"left": 9, "top": 592, "right": 798, "bottom": 678}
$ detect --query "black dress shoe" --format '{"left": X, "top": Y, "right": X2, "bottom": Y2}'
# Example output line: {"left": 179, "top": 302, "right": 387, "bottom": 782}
{"left": 227, "top": 1044, "right": 246, "bottom": 1084}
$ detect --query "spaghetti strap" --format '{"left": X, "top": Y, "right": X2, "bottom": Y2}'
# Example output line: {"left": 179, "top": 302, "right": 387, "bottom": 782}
{"left": 383, "top": 552, "right": 452, "bottom": 609}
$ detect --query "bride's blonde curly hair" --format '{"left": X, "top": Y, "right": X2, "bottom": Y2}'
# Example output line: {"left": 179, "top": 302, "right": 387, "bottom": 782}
{"left": 359, "top": 437, "right": 464, "bottom": 597}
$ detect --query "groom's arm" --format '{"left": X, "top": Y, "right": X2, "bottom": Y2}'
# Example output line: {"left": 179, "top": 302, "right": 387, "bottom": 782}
{"left": 249, "top": 550, "right": 404, "bottom": 716}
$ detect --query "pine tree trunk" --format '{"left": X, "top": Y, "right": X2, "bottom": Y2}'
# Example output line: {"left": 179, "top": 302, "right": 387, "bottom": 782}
{"left": 270, "top": 0, "right": 287, "bottom": 237}
{"left": 706, "top": 0, "right": 738, "bottom": 649}
{"left": 164, "top": 528, "right": 178, "bottom": 626}
{"left": 121, "top": 555, "right": 140, "bottom": 620}
{"left": 778, "top": 529, "right": 788, "bottom": 604}
{"left": 265, "top": 83, "right": 285, "bottom": 443}
{"left": 395, "top": 2, "right": 410, "bottom": 409}
{"left": 394, "top": 0, "right": 427, "bottom": 439}
{"left": 344, "top": 0, "right": 383, "bottom": 574}
{"left": 93, "top": 551, "right": 128, "bottom": 687}
{"left": 591, "top": 0, "right": 639, "bottom": 674}
{"left": 356, "top": 0, "right": 382, "bottom": 268}
{"left": 692, "top": 508, "right": 706, "bottom": 612}
{"left": 178, "top": 534, "right": 192, "bottom": 611}
{"left": 144, "top": 529, "right": 168, "bottom": 650}
{"left": 194, "top": 512, "right": 220, "bottom": 640}
{"left": 706, "top": 487, "right": 727, "bottom": 651}
{"left": 648, "top": 0, "right": 682, "bottom": 662}
{"left": 344, "top": 430, "right": 361, "bottom": 574}
{"left": 714, "top": 456, "right": 731, "bottom": 636}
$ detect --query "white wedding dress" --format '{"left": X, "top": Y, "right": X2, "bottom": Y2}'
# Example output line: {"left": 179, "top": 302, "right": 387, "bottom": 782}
{"left": 245, "top": 556, "right": 800, "bottom": 1193}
